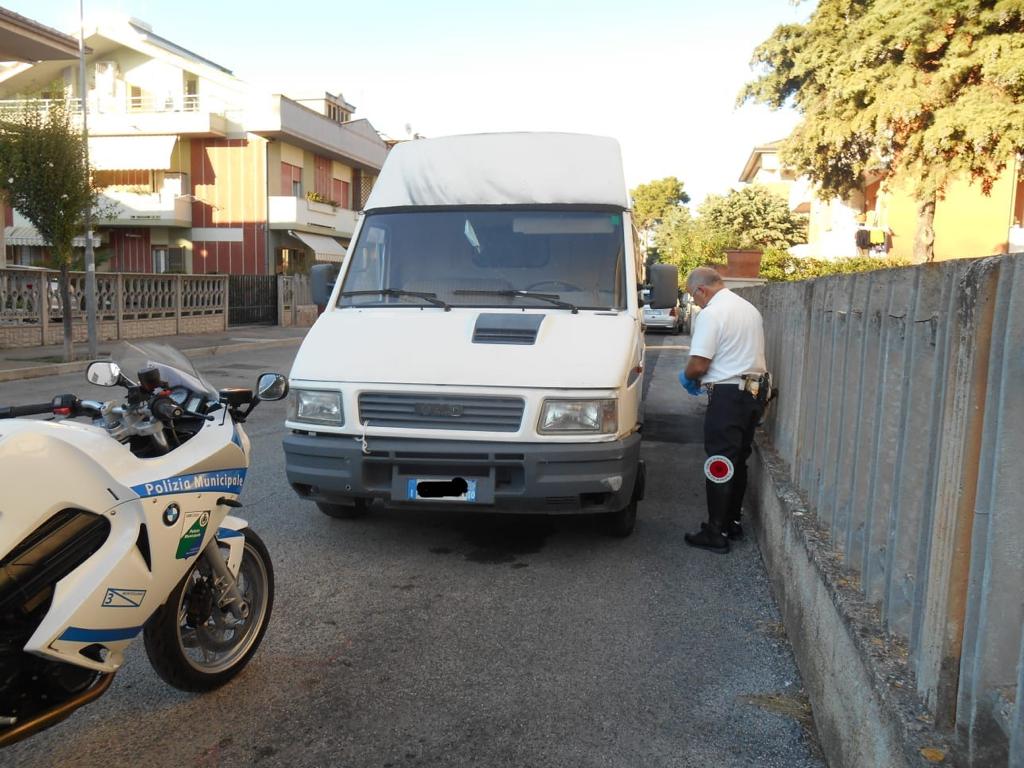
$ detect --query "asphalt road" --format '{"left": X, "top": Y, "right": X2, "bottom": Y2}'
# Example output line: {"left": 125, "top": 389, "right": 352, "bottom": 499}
{"left": 1, "top": 335, "right": 822, "bottom": 768}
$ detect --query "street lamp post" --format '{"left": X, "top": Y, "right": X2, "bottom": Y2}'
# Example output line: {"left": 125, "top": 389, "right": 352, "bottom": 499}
{"left": 78, "top": 0, "right": 97, "bottom": 359}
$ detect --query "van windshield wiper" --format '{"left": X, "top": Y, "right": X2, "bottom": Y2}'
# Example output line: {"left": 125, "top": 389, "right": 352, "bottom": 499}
{"left": 337, "top": 289, "right": 451, "bottom": 311}
{"left": 453, "top": 289, "right": 579, "bottom": 314}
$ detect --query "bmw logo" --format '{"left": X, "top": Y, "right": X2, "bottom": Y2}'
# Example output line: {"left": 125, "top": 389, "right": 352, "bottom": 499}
{"left": 163, "top": 503, "right": 181, "bottom": 526}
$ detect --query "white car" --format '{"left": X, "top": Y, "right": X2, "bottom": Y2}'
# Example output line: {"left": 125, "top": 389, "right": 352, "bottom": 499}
{"left": 642, "top": 299, "right": 685, "bottom": 334}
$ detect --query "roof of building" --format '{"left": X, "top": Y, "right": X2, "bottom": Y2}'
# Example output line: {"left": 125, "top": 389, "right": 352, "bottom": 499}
{"left": 365, "top": 132, "right": 628, "bottom": 211}
{"left": 738, "top": 139, "right": 786, "bottom": 183}
{"left": 0, "top": 15, "right": 240, "bottom": 93}
{"left": 0, "top": 7, "right": 83, "bottom": 61}
{"left": 125, "top": 18, "right": 232, "bottom": 75}
{"left": 248, "top": 98, "right": 388, "bottom": 171}
{"left": 291, "top": 91, "right": 357, "bottom": 114}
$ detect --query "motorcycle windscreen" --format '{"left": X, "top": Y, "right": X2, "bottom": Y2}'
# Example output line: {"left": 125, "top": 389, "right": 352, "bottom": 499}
{"left": 110, "top": 341, "right": 220, "bottom": 401}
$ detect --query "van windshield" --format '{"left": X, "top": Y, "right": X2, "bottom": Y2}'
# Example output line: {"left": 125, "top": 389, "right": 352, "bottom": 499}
{"left": 337, "top": 209, "right": 627, "bottom": 311}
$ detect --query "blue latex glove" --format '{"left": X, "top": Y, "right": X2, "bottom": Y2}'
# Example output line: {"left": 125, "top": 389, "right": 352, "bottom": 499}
{"left": 678, "top": 371, "right": 703, "bottom": 396}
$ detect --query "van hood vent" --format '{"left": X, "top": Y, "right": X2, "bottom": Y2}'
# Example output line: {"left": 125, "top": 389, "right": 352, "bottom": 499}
{"left": 472, "top": 313, "right": 545, "bottom": 345}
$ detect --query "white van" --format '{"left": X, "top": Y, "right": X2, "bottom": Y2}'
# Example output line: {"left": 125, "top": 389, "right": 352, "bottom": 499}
{"left": 283, "top": 132, "right": 677, "bottom": 536}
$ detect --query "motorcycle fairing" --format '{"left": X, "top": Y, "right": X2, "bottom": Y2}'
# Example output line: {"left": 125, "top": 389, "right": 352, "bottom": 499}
{"left": 130, "top": 468, "right": 247, "bottom": 499}
{"left": 1, "top": 416, "right": 253, "bottom": 673}
{"left": 33, "top": 494, "right": 214, "bottom": 671}
{"left": 0, "top": 423, "right": 135, "bottom": 549}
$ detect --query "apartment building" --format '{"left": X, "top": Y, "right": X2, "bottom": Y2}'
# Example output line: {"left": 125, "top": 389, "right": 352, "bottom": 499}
{"left": 739, "top": 141, "right": 1024, "bottom": 262}
{"left": 0, "top": 16, "right": 388, "bottom": 274}
{"left": 0, "top": 8, "right": 85, "bottom": 268}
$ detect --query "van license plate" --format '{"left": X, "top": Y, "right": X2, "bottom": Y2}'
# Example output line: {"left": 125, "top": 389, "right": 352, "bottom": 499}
{"left": 407, "top": 478, "right": 477, "bottom": 502}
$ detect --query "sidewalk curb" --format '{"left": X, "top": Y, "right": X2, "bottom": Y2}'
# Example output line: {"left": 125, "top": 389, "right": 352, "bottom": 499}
{"left": 0, "top": 337, "right": 303, "bottom": 384}
{"left": 750, "top": 435, "right": 958, "bottom": 768}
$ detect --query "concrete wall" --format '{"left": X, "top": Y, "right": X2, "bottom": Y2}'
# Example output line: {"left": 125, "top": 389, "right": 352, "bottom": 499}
{"left": 740, "top": 254, "right": 1024, "bottom": 766}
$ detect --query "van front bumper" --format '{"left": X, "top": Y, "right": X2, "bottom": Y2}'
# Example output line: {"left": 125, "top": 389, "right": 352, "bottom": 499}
{"left": 283, "top": 432, "right": 643, "bottom": 514}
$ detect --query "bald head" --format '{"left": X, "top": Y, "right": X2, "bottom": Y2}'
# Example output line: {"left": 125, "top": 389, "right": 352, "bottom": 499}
{"left": 686, "top": 267, "right": 725, "bottom": 293}
{"left": 686, "top": 268, "right": 725, "bottom": 307}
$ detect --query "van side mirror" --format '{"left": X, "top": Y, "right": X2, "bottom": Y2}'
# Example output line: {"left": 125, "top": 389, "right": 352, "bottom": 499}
{"left": 311, "top": 264, "right": 340, "bottom": 306}
{"left": 647, "top": 264, "right": 678, "bottom": 309}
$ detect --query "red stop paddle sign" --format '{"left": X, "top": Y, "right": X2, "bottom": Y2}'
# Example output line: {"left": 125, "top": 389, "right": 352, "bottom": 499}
{"left": 704, "top": 455, "right": 734, "bottom": 483}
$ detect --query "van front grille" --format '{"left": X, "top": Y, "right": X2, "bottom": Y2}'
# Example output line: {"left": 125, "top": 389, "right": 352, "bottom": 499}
{"left": 358, "top": 393, "right": 525, "bottom": 432}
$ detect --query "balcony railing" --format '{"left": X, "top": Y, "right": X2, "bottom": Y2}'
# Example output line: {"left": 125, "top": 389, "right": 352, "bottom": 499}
{"left": 267, "top": 195, "right": 358, "bottom": 237}
{"left": 0, "top": 94, "right": 226, "bottom": 118}
{"left": 99, "top": 189, "right": 192, "bottom": 226}
{"left": 0, "top": 95, "right": 230, "bottom": 138}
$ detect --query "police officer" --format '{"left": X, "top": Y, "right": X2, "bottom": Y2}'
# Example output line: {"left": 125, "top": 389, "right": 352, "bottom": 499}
{"left": 679, "top": 267, "right": 767, "bottom": 554}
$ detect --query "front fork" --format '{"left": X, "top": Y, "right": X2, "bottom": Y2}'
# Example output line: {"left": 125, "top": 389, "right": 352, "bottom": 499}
{"left": 204, "top": 516, "right": 250, "bottom": 620}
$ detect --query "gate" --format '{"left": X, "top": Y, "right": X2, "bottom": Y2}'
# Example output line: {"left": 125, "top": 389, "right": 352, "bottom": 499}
{"left": 228, "top": 275, "right": 277, "bottom": 325}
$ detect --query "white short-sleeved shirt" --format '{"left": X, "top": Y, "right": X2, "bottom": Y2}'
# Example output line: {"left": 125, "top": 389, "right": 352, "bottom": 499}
{"left": 689, "top": 288, "right": 767, "bottom": 383}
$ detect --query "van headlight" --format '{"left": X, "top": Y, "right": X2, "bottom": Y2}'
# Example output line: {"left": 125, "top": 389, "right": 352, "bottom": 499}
{"left": 538, "top": 399, "right": 617, "bottom": 434}
{"left": 290, "top": 389, "right": 344, "bottom": 426}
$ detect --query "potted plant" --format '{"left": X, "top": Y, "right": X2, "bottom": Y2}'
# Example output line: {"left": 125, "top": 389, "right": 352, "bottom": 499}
{"left": 722, "top": 248, "right": 763, "bottom": 278}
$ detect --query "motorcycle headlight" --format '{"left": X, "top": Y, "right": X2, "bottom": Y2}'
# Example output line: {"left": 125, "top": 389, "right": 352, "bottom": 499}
{"left": 538, "top": 399, "right": 617, "bottom": 434}
{"left": 290, "top": 389, "right": 343, "bottom": 426}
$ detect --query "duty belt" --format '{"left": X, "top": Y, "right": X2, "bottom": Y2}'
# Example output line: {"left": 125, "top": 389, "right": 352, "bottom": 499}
{"left": 705, "top": 373, "right": 769, "bottom": 399}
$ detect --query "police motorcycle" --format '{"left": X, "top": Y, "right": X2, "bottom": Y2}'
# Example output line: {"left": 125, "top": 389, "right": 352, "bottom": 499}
{"left": 0, "top": 342, "right": 288, "bottom": 746}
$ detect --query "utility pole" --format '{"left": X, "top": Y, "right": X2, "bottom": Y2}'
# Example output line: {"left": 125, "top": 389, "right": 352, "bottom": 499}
{"left": 78, "top": 0, "right": 97, "bottom": 359}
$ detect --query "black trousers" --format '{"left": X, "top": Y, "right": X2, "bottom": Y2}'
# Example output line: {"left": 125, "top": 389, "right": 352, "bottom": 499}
{"left": 703, "top": 386, "right": 763, "bottom": 530}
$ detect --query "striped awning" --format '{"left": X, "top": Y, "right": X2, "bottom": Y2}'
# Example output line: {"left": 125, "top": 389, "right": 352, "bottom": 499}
{"left": 289, "top": 230, "right": 347, "bottom": 263}
{"left": 4, "top": 225, "right": 101, "bottom": 248}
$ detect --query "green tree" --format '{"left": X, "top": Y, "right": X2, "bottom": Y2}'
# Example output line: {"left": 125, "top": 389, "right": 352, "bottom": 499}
{"left": 699, "top": 185, "right": 807, "bottom": 250}
{"left": 0, "top": 97, "right": 98, "bottom": 361}
{"left": 740, "top": 0, "right": 1024, "bottom": 262}
{"left": 652, "top": 206, "right": 729, "bottom": 278}
{"left": 630, "top": 176, "right": 691, "bottom": 261}
{"left": 630, "top": 176, "right": 690, "bottom": 231}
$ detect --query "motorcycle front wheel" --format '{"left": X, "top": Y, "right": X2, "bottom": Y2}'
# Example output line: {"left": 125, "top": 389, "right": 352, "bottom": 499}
{"left": 144, "top": 528, "right": 274, "bottom": 692}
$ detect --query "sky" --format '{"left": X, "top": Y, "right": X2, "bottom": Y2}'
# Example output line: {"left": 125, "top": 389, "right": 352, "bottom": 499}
{"left": 6, "top": 0, "right": 808, "bottom": 206}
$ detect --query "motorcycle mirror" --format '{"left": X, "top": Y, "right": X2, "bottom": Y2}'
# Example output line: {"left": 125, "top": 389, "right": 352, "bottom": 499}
{"left": 86, "top": 361, "right": 122, "bottom": 387}
{"left": 256, "top": 373, "right": 289, "bottom": 402}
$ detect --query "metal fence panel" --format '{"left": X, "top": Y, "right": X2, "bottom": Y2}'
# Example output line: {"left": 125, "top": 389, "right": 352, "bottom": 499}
{"left": 228, "top": 274, "right": 277, "bottom": 325}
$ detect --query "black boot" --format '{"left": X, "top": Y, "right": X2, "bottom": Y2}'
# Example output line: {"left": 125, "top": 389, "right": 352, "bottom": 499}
{"left": 726, "top": 519, "right": 743, "bottom": 540}
{"left": 684, "top": 523, "right": 730, "bottom": 554}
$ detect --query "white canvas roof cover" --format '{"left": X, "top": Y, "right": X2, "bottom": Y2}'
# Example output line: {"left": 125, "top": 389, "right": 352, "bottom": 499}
{"left": 88, "top": 136, "right": 177, "bottom": 171}
{"left": 290, "top": 230, "right": 346, "bottom": 263}
{"left": 365, "top": 132, "right": 629, "bottom": 211}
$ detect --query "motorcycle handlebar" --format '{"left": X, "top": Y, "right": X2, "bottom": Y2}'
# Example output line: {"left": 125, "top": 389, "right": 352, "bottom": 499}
{"left": 0, "top": 402, "right": 56, "bottom": 419}
{"left": 151, "top": 397, "right": 183, "bottom": 422}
